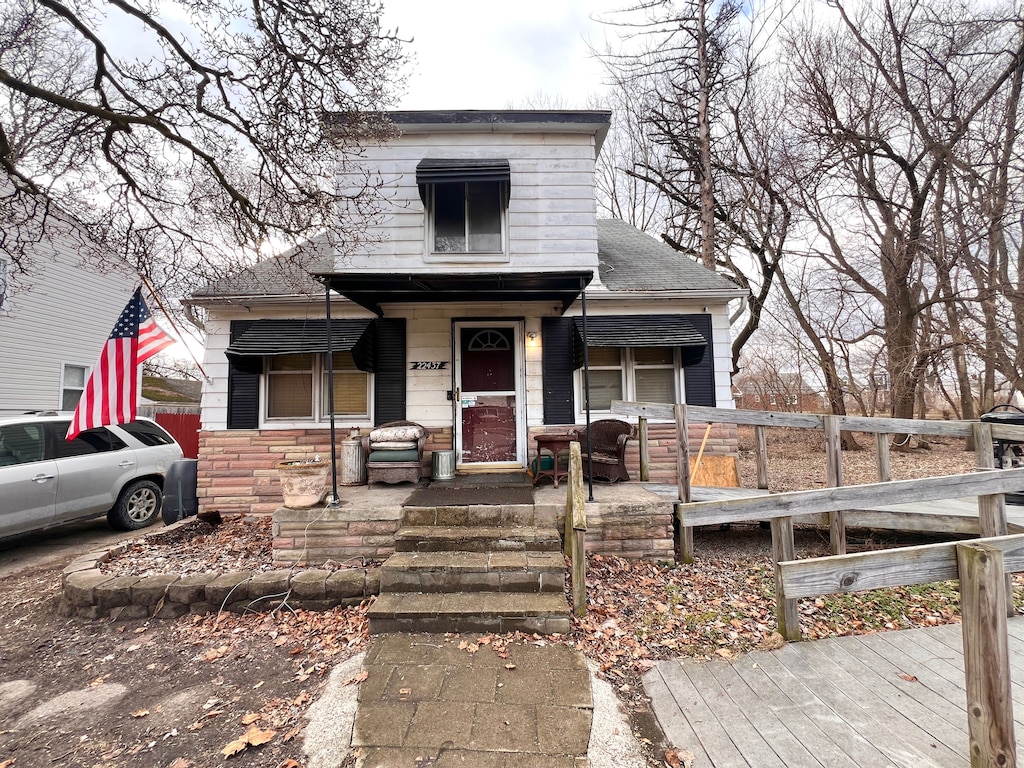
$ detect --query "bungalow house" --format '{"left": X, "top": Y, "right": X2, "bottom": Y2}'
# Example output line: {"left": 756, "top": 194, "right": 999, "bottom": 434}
{"left": 188, "top": 110, "right": 745, "bottom": 515}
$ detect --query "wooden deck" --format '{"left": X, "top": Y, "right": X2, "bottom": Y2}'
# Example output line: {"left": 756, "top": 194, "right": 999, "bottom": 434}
{"left": 643, "top": 617, "right": 1024, "bottom": 767}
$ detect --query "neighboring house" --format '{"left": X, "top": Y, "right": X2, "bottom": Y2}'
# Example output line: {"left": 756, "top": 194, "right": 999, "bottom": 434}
{"left": 187, "top": 110, "right": 746, "bottom": 513}
{"left": 734, "top": 372, "right": 825, "bottom": 413}
{"left": 0, "top": 204, "right": 136, "bottom": 413}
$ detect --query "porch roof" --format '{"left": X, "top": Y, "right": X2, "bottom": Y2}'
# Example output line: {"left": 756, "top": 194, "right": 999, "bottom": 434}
{"left": 316, "top": 271, "right": 593, "bottom": 317}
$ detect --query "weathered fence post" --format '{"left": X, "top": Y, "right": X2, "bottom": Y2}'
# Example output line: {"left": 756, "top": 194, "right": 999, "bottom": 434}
{"left": 972, "top": 421, "right": 1012, "bottom": 616}
{"left": 771, "top": 515, "right": 800, "bottom": 642}
{"left": 675, "top": 404, "right": 693, "bottom": 563}
{"left": 754, "top": 424, "right": 769, "bottom": 491}
{"left": 638, "top": 416, "right": 650, "bottom": 482}
{"left": 567, "top": 441, "right": 587, "bottom": 617}
{"left": 824, "top": 415, "right": 846, "bottom": 555}
{"left": 875, "top": 432, "right": 891, "bottom": 483}
{"left": 956, "top": 541, "right": 1017, "bottom": 768}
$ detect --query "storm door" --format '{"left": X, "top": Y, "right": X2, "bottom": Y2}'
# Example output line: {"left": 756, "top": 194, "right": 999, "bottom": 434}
{"left": 454, "top": 322, "right": 524, "bottom": 467}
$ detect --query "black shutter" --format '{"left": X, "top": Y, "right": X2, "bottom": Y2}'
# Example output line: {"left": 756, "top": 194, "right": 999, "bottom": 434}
{"left": 542, "top": 317, "right": 575, "bottom": 424}
{"left": 683, "top": 314, "right": 716, "bottom": 407}
{"left": 374, "top": 318, "right": 406, "bottom": 425}
{"left": 227, "top": 320, "right": 260, "bottom": 429}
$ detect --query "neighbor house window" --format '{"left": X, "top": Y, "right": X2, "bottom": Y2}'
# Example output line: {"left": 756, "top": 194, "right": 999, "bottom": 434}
{"left": 431, "top": 181, "right": 504, "bottom": 253}
{"left": 61, "top": 364, "right": 89, "bottom": 411}
{"left": 266, "top": 352, "right": 370, "bottom": 422}
{"left": 0, "top": 256, "right": 8, "bottom": 310}
{"left": 578, "top": 347, "right": 679, "bottom": 414}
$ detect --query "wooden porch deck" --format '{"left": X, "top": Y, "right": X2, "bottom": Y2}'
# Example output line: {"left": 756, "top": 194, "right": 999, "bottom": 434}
{"left": 643, "top": 617, "right": 1024, "bottom": 767}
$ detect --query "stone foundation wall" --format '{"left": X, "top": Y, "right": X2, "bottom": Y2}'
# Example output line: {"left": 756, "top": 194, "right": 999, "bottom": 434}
{"left": 273, "top": 505, "right": 404, "bottom": 565}
{"left": 58, "top": 532, "right": 380, "bottom": 621}
{"left": 197, "top": 427, "right": 452, "bottom": 515}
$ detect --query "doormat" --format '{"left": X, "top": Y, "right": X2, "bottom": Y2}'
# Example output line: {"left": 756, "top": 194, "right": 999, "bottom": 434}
{"left": 404, "top": 485, "right": 534, "bottom": 507}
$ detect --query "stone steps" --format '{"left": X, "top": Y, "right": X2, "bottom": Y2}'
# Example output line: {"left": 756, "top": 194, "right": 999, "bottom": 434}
{"left": 394, "top": 525, "right": 562, "bottom": 553}
{"left": 367, "top": 591, "right": 571, "bottom": 635}
{"left": 372, "top": 497, "right": 571, "bottom": 635}
{"left": 379, "top": 551, "right": 565, "bottom": 594}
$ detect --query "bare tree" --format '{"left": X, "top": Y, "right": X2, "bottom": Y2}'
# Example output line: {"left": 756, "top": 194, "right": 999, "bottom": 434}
{"left": 0, "top": 0, "right": 406, "bottom": 304}
{"left": 779, "top": 0, "right": 1024, "bottom": 423}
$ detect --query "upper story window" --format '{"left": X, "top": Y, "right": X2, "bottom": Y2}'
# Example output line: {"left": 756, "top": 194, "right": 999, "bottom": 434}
{"left": 432, "top": 182, "right": 503, "bottom": 253}
{"left": 416, "top": 158, "right": 510, "bottom": 258}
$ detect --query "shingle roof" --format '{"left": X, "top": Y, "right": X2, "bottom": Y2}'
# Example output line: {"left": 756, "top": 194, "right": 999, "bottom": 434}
{"left": 596, "top": 219, "right": 741, "bottom": 294}
{"left": 188, "top": 237, "right": 329, "bottom": 300}
{"left": 190, "top": 220, "right": 743, "bottom": 300}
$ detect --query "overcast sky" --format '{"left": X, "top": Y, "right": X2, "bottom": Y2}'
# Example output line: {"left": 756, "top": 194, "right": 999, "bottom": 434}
{"left": 380, "top": 0, "right": 621, "bottom": 110}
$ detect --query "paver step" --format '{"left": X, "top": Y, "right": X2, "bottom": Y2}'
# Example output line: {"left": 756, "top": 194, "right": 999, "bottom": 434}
{"left": 402, "top": 503, "right": 544, "bottom": 527}
{"left": 394, "top": 525, "right": 562, "bottom": 553}
{"left": 367, "top": 591, "right": 571, "bottom": 635}
{"left": 380, "top": 551, "right": 566, "bottom": 594}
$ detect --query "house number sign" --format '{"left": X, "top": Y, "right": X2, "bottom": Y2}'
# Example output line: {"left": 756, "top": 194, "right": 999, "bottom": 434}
{"left": 410, "top": 361, "right": 448, "bottom": 370}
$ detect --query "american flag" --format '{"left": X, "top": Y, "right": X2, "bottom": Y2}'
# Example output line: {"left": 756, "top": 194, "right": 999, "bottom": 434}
{"left": 66, "top": 287, "right": 175, "bottom": 441}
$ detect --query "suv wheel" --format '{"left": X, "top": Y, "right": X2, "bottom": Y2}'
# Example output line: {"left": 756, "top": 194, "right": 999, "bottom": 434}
{"left": 108, "top": 480, "right": 162, "bottom": 530}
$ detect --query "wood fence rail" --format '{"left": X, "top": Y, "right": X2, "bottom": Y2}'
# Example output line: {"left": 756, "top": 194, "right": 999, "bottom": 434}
{"left": 777, "top": 535, "right": 1024, "bottom": 768}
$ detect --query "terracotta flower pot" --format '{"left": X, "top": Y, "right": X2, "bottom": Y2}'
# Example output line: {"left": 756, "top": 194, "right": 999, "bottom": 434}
{"left": 275, "top": 461, "right": 329, "bottom": 508}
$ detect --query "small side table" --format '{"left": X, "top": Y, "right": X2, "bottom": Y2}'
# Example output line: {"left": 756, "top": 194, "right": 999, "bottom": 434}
{"left": 532, "top": 433, "right": 575, "bottom": 488}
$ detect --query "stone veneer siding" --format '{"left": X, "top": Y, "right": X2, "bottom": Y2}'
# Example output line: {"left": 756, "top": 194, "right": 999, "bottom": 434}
{"left": 197, "top": 421, "right": 735, "bottom": 516}
{"left": 197, "top": 427, "right": 453, "bottom": 515}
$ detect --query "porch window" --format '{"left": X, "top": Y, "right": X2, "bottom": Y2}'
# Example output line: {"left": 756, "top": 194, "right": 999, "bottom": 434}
{"left": 578, "top": 346, "right": 679, "bottom": 414}
{"left": 266, "top": 352, "right": 370, "bottom": 422}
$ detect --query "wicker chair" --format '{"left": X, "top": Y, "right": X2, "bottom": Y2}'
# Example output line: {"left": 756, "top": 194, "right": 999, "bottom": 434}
{"left": 361, "top": 421, "right": 427, "bottom": 485}
{"left": 570, "top": 419, "right": 635, "bottom": 482}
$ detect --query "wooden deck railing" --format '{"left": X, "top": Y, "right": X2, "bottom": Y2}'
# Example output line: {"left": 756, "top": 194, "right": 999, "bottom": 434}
{"left": 563, "top": 441, "right": 587, "bottom": 617}
{"left": 610, "top": 401, "right": 1024, "bottom": 560}
{"left": 777, "top": 534, "right": 1024, "bottom": 767}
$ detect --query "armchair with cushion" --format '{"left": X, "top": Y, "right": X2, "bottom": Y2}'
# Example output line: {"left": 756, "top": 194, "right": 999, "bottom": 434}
{"left": 570, "top": 419, "right": 635, "bottom": 482}
{"left": 361, "top": 421, "right": 427, "bottom": 485}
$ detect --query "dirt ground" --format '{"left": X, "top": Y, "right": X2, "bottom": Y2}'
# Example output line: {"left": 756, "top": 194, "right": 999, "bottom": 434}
{"left": 0, "top": 426, "right": 991, "bottom": 768}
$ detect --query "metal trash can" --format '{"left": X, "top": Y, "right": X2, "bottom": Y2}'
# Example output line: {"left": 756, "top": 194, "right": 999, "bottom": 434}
{"left": 431, "top": 449, "right": 456, "bottom": 481}
{"left": 980, "top": 407, "right": 1024, "bottom": 504}
{"left": 162, "top": 458, "right": 198, "bottom": 524}
{"left": 340, "top": 438, "right": 366, "bottom": 486}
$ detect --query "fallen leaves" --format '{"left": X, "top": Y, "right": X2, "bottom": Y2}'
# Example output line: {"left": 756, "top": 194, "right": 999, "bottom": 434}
{"left": 221, "top": 725, "right": 276, "bottom": 757}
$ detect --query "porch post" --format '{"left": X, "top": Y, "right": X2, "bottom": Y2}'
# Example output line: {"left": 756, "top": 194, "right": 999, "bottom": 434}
{"left": 323, "top": 279, "right": 340, "bottom": 507}
{"left": 580, "top": 277, "right": 594, "bottom": 502}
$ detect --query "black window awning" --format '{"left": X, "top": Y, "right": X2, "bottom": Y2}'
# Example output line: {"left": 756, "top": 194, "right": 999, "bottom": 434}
{"left": 572, "top": 315, "right": 708, "bottom": 367}
{"left": 415, "top": 158, "right": 511, "bottom": 205}
{"left": 225, "top": 319, "right": 376, "bottom": 372}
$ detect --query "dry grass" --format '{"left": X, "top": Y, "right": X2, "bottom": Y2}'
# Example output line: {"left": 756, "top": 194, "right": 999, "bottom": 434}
{"left": 735, "top": 424, "right": 977, "bottom": 492}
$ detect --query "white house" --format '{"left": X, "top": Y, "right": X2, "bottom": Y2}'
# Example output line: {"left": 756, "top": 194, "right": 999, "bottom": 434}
{"left": 0, "top": 207, "right": 136, "bottom": 413}
{"left": 188, "top": 110, "right": 745, "bottom": 514}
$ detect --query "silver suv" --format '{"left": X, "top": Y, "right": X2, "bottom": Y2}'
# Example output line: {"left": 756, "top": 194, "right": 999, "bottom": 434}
{"left": 0, "top": 413, "right": 183, "bottom": 537}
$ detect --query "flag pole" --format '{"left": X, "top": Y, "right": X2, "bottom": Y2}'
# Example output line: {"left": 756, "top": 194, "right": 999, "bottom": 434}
{"left": 138, "top": 275, "right": 210, "bottom": 381}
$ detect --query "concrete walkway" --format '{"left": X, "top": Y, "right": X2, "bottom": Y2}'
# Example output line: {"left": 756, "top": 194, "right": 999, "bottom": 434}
{"left": 352, "top": 633, "right": 592, "bottom": 767}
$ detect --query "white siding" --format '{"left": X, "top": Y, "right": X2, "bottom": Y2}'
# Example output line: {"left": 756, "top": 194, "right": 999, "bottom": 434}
{"left": 335, "top": 132, "right": 600, "bottom": 273}
{"left": 0, "top": 222, "right": 135, "bottom": 413}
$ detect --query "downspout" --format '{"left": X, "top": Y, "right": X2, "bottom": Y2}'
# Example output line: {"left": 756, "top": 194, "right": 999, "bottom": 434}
{"left": 323, "top": 279, "right": 340, "bottom": 508}
{"left": 581, "top": 277, "right": 594, "bottom": 502}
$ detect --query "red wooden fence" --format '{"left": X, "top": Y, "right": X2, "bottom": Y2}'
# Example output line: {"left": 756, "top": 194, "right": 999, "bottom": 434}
{"left": 155, "top": 412, "right": 200, "bottom": 458}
